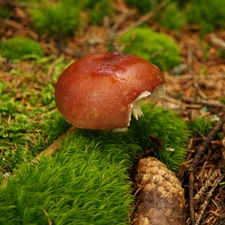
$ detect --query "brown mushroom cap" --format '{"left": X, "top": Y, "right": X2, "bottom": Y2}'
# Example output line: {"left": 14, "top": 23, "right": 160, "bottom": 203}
{"left": 54, "top": 52, "right": 166, "bottom": 129}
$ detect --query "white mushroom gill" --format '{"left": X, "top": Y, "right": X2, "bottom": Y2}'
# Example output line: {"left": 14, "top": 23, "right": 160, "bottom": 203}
{"left": 114, "top": 83, "right": 166, "bottom": 131}
{"left": 149, "top": 83, "right": 167, "bottom": 101}
{"left": 131, "top": 91, "right": 151, "bottom": 120}
{"left": 130, "top": 83, "right": 167, "bottom": 121}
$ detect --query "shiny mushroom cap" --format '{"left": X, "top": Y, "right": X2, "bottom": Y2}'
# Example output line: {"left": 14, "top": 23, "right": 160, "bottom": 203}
{"left": 54, "top": 52, "right": 166, "bottom": 129}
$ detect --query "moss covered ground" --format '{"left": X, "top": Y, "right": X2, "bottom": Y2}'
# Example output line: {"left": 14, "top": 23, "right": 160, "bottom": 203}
{"left": 0, "top": 0, "right": 225, "bottom": 224}
{"left": 0, "top": 102, "right": 189, "bottom": 224}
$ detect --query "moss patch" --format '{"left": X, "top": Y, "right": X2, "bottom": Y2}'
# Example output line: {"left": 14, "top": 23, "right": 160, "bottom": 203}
{"left": 0, "top": 103, "right": 190, "bottom": 224}
{"left": 118, "top": 27, "right": 181, "bottom": 70}
{"left": 0, "top": 58, "right": 71, "bottom": 174}
{"left": 0, "top": 37, "right": 44, "bottom": 60}
{"left": 0, "top": 133, "right": 138, "bottom": 225}
{"left": 29, "top": 1, "right": 81, "bottom": 39}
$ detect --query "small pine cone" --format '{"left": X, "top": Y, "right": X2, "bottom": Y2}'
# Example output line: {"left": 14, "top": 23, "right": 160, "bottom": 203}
{"left": 133, "top": 157, "right": 186, "bottom": 225}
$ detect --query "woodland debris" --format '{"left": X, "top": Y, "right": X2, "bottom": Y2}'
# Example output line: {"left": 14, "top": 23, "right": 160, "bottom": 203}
{"left": 167, "top": 92, "right": 225, "bottom": 109}
{"left": 194, "top": 174, "right": 224, "bottom": 225}
{"left": 188, "top": 114, "right": 225, "bottom": 225}
{"left": 117, "top": 1, "right": 167, "bottom": 37}
{"left": 207, "top": 34, "right": 225, "bottom": 51}
{"left": 194, "top": 168, "right": 221, "bottom": 203}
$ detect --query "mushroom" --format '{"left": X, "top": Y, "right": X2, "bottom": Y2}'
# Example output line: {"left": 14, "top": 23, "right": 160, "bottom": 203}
{"left": 55, "top": 52, "right": 166, "bottom": 129}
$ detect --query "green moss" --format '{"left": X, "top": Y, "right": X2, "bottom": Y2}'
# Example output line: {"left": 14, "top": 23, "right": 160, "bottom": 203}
{"left": 218, "top": 50, "right": 225, "bottom": 59}
{"left": 17, "top": 0, "right": 41, "bottom": 2}
{"left": 0, "top": 37, "right": 44, "bottom": 60}
{"left": 0, "top": 59, "right": 71, "bottom": 174}
{"left": 118, "top": 27, "right": 181, "bottom": 70}
{"left": 29, "top": 1, "right": 81, "bottom": 39}
{"left": 185, "top": 0, "right": 225, "bottom": 34}
{"left": 218, "top": 97, "right": 225, "bottom": 105}
{"left": 129, "top": 104, "right": 189, "bottom": 171}
{"left": 188, "top": 117, "right": 213, "bottom": 137}
{"left": 0, "top": 8, "right": 10, "bottom": 18}
{"left": 156, "top": 2, "right": 185, "bottom": 31}
{"left": 0, "top": 84, "right": 68, "bottom": 172}
{"left": 127, "top": 0, "right": 185, "bottom": 31}
{"left": 127, "top": 0, "right": 225, "bottom": 35}
{"left": 0, "top": 103, "right": 189, "bottom": 224}
{"left": 0, "top": 133, "right": 138, "bottom": 225}
{"left": 82, "top": 0, "right": 114, "bottom": 25}
{"left": 126, "top": 0, "right": 160, "bottom": 14}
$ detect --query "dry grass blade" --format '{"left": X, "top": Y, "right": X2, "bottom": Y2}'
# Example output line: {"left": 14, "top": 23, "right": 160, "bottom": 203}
{"left": 32, "top": 126, "right": 76, "bottom": 163}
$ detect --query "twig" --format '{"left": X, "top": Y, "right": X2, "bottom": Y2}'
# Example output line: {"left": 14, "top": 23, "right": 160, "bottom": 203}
{"left": 194, "top": 168, "right": 220, "bottom": 202}
{"left": 188, "top": 114, "right": 225, "bottom": 225}
{"left": 104, "top": 1, "right": 167, "bottom": 52}
{"left": 168, "top": 92, "right": 225, "bottom": 108}
{"left": 42, "top": 209, "right": 53, "bottom": 225}
{"left": 117, "top": 1, "right": 168, "bottom": 37}
{"left": 190, "top": 115, "right": 225, "bottom": 172}
{"left": 111, "top": 9, "right": 137, "bottom": 32}
{"left": 189, "top": 172, "right": 196, "bottom": 225}
{"left": 1, "top": 126, "right": 76, "bottom": 188}
{"left": 3, "top": 19, "right": 24, "bottom": 31}
{"left": 207, "top": 34, "right": 225, "bottom": 51}
{"left": 104, "top": 16, "right": 122, "bottom": 53}
{"left": 32, "top": 126, "right": 76, "bottom": 163}
{"left": 194, "top": 174, "right": 225, "bottom": 225}
{"left": 187, "top": 47, "right": 194, "bottom": 75}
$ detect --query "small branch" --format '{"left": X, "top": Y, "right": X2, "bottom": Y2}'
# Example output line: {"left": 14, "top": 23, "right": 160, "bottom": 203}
{"left": 194, "top": 174, "right": 225, "bottom": 225}
{"left": 190, "top": 115, "right": 225, "bottom": 172}
{"left": 104, "top": 16, "right": 122, "bottom": 53}
{"left": 187, "top": 47, "right": 194, "bottom": 75}
{"left": 104, "top": 1, "right": 167, "bottom": 53}
{"left": 189, "top": 172, "right": 196, "bottom": 225}
{"left": 194, "top": 168, "right": 220, "bottom": 202}
{"left": 111, "top": 9, "right": 137, "bottom": 32}
{"left": 207, "top": 34, "right": 225, "bottom": 51}
{"left": 168, "top": 92, "right": 225, "bottom": 108}
{"left": 117, "top": 1, "right": 168, "bottom": 37}
{"left": 32, "top": 126, "right": 76, "bottom": 163}
{"left": 188, "top": 114, "right": 225, "bottom": 224}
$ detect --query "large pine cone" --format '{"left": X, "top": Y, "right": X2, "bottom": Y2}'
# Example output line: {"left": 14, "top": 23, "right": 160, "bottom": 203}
{"left": 133, "top": 157, "right": 186, "bottom": 225}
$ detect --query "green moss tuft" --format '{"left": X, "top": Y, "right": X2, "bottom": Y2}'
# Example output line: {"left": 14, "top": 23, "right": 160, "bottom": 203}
{"left": 29, "top": 1, "right": 81, "bottom": 39}
{"left": 0, "top": 37, "right": 44, "bottom": 60}
{"left": 0, "top": 8, "right": 10, "bottom": 18}
{"left": 82, "top": 0, "right": 114, "bottom": 25}
{"left": 0, "top": 60, "right": 70, "bottom": 174}
{"left": 185, "top": 0, "right": 225, "bottom": 34}
{"left": 118, "top": 27, "right": 181, "bottom": 70}
{"left": 0, "top": 103, "right": 189, "bottom": 224}
{"left": 0, "top": 133, "right": 138, "bottom": 224}
{"left": 129, "top": 104, "right": 190, "bottom": 171}
{"left": 156, "top": 2, "right": 185, "bottom": 31}
{"left": 127, "top": 0, "right": 185, "bottom": 31}
{"left": 126, "top": 0, "right": 158, "bottom": 14}
{"left": 188, "top": 117, "right": 213, "bottom": 137}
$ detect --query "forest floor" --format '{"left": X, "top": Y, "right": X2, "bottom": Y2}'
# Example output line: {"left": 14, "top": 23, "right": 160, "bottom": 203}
{"left": 1, "top": 0, "right": 225, "bottom": 224}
